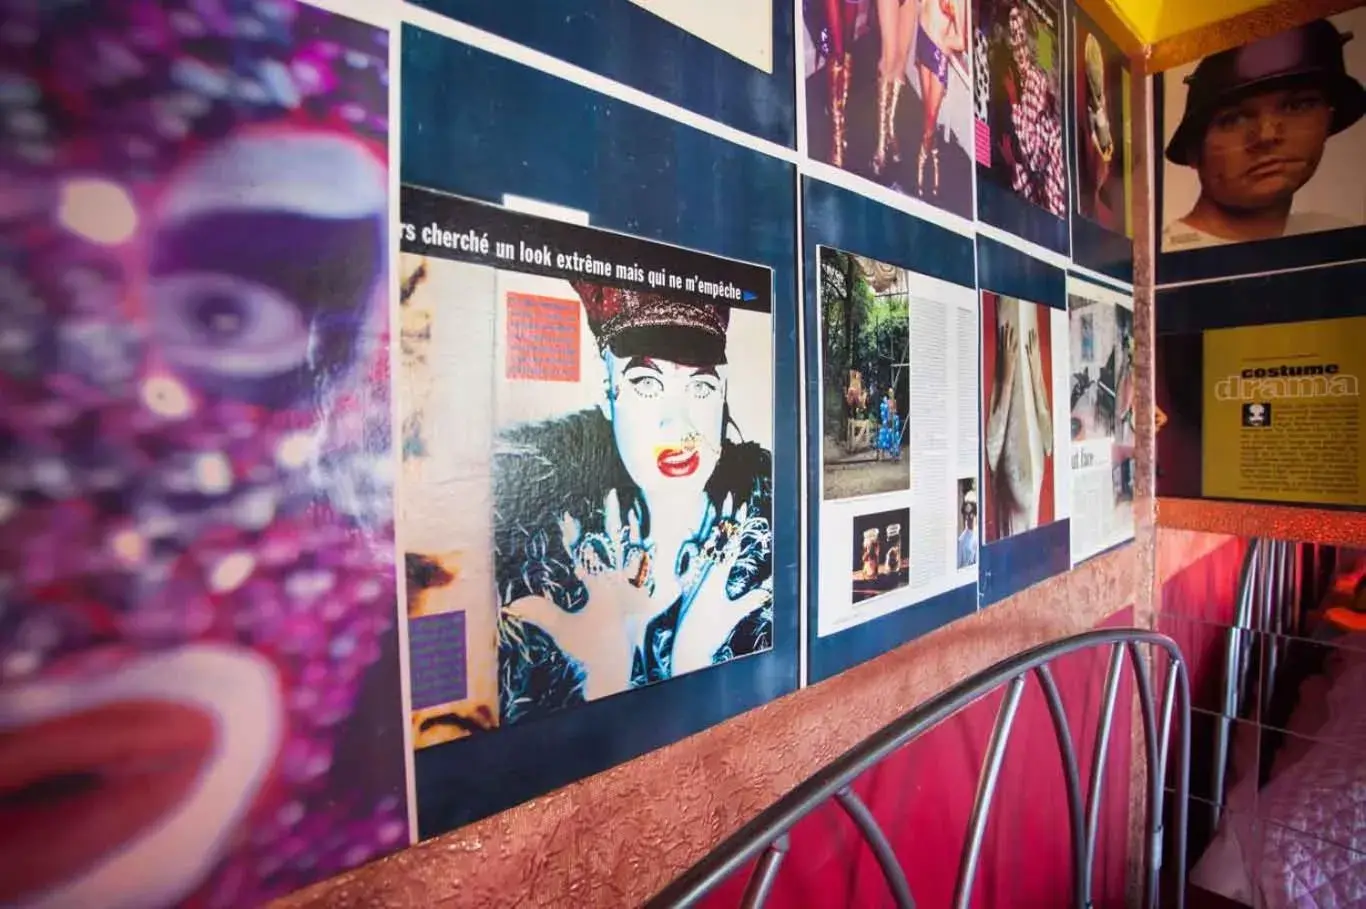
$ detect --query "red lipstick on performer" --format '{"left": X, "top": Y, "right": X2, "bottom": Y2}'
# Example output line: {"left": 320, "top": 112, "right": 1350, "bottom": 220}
{"left": 655, "top": 446, "right": 701, "bottom": 478}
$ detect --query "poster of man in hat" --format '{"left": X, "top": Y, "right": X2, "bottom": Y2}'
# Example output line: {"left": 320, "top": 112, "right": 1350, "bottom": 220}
{"left": 1162, "top": 12, "right": 1366, "bottom": 252}
{"left": 396, "top": 187, "right": 775, "bottom": 730}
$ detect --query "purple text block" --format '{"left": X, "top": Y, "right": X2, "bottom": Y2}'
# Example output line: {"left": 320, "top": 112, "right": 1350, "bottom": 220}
{"left": 409, "top": 611, "right": 468, "bottom": 710}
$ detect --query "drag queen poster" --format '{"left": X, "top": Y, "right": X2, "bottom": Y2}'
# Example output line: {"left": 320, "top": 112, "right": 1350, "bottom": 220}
{"left": 398, "top": 187, "right": 775, "bottom": 731}
{"left": 0, "top": 3, "right": 409, "bottom": 907}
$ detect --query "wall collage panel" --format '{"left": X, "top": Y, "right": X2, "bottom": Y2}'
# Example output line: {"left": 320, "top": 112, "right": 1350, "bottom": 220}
{"left": 802, "top": 178, "right": 979, "bottom": 683}
{"left": 1067, "top": 275, "right": 1138, "bottom": 564}
{"left": 399, "top": 21, "right": 801, "bottom": 840}
{"left": 0, "top": 0, "right": 1148, "bottom": 905}
{"left": 1154, "top": 1, "right": 1366, "bottom": 513}
{"left": 976, "top": 237, "right": 1075, "bottom": 604}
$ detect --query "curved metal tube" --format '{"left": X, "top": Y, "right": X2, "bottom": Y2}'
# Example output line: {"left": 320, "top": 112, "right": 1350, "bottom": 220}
{"left": 953, "top": 675, "right": 1026, "bottom": 909}
{"left": 1083, "top": 645, "right": 1125, "bottom": 899}
{"left": 739, "top": 836, "right": 789, "bottom": 909}
{"left": 645, "top": 628, "right": 1192, "bottom": 909}
{"left": 834, "top": 787, "right": 916, "bottom": 909}
{"left": 1127, "top": 641, "right": 1162, "bottom": 909}
{"left": 1213, "top": 542, "right": 1261, "bottom": 828}
{"left": 1157, "top": 659, "right": 1179, "bottom": 802}
{"left": 1035, "top": 664, "right": 1086, "bottom": 907}
{"left": 1172, "top": 658, "right": 1192, "bottom": 905}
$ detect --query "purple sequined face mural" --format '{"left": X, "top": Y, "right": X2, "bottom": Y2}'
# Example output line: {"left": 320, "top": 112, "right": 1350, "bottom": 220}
{"left": 0, "top": 3, "right": 407, "bottom": 906}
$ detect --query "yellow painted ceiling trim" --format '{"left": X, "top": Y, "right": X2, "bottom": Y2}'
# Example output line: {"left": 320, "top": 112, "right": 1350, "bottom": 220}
{"left": 1102, "top": 0, "right": 1280, "bottom": 44}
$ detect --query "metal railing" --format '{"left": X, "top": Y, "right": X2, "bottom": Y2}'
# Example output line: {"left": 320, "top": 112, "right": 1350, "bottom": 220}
{"left": 1208, "top": 538, "right": 1340, "bottom": 835}
{"left": 646, "top": 628, "right": 1191, "bottom": 909}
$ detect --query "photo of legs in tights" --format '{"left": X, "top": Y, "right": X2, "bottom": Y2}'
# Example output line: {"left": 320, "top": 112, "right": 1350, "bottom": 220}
{"left": 802, "top": 0, "right": 974, "bottom": 218}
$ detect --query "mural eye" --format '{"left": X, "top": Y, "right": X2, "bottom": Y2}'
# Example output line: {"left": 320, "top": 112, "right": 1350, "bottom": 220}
{"left": 687, "top": 378, "right": 719, "bottom": 400}
{"left": 148, "top": 271, "right": 309, "bottom": 379}
{"left": 627, "top": 375, "right": 663, "bottom": 398}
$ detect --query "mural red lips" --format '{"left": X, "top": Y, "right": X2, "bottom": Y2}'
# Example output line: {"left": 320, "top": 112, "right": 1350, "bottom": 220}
{"left": 655, "top": 447, "right": 701, "bottom": 478}
{"left": 0, "top": 701, "right": 215, "bottom": 906}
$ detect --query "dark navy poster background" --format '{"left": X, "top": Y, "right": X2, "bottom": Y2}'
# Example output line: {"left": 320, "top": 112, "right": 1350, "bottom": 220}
{"left": 402, "top": 24, "right": 800, "bottom": 839}
{"left": 410, "top": 0, "right": 796, "bottom": 147}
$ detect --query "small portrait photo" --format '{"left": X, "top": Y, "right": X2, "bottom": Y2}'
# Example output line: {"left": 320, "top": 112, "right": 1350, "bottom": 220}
{"left": 1112, "top": 443, "right": 1135, "bottom": 503}
{"left": 957, "top": 477, "right": 980, "bottom": 568}
{"left": 1075, "top": 22, "right": 1132, "bottom": 235}
{"left": 802, "top": 0, "right": 975, "bottom": 216}
{"left": 1068, "top": 294, "right": 1135, "bottom": 444}
{"left": 851, "top": 507, "right": 912, "bottom": 603}
{"left": 819, "top": 247, "right": 911, "bottom": 501}
{"left": 973, "top": 0, "right": 1068, "bottom": 218}
{"left": 1161, "top": 10, "right": 1366, "bottom": 252}
{"left": 1243, "top": 402, "right": 1273, "bottom": 427}
{"left": 982, "top": 292, "right": 1057, "bottom": 542}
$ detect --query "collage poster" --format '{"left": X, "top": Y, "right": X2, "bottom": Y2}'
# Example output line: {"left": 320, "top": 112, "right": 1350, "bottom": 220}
{"left": 1161, "top": 9, "right": 1366, "bottom": 252}
{"left": 802, "top": 0, "right": 975, "bottom": 217}
{"left": 1203, "top": 316, "right": 1366, "bottom": 507}
{"left": 0, "top": 3, "right": 409, "bottom": 907}
{"left": 1074, "top": 19, "right": 1133, "bottom": 236}
{"left": 973, "top": 0, "right": 1068, "bottom": 219}
{"left": 398, "top": 186, "right": 776, "bottom": 743}
{"left": 1067, "top": 280, "right": 1136, "bottom": 562}
{"left": 980, "top": 292, "right": 1071, "bottom": 544}
{"left": 815, "top": 248, "right": 980, "bottom": 637}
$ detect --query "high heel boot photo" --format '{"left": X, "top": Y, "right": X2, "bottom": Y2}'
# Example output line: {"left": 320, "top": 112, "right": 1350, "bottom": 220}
{"left": 829, "top": 53, "right": 852, "bottom": 168}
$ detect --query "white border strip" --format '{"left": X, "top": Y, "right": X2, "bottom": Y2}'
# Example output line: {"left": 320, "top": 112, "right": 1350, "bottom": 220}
{"left": 385, "top": 8, "right": 421, "bottom": 848}
{"left": 1066, "top": 273, "right": 1134, "bottom": 309}
{"left": 794, "top": 166, "right": 809, "bottom": 688}
{"left": 793, "top": 0, "right": 810, "bottom": 162}
{"left": 1156, "top": 256, "right": 1366, "bottom": 291}
{"left": 310, "top": 0, "right": 391, "bottom": 28}
{"left": 1069, "top": 262, "right": 1134, "bottom": 294}
{"left": 401, "top": 3, "right": 801, "bottom": 165}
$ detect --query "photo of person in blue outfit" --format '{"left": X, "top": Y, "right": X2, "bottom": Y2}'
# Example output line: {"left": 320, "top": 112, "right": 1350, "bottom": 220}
{"left": 877, "top": 388, "right": 905, "bottom": 459}
{"left": 819, "top": 248, "right": 911, "bottom": 501}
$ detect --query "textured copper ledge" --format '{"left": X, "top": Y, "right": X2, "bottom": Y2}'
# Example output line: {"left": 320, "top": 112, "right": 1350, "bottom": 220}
{"left": 1157, "top": 497, "right": 1366, "bottom": 547}
{"left": 1147, "top": 0, "right": 1365, "bottom": 73}
{"left": 273, "top": 547, "right": 1139, "bottom": 909}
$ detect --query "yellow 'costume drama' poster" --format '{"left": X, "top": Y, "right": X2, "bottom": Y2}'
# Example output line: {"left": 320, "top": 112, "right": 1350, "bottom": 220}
{"left": 1203, "top": 317, "right": 1366, "bottom": 506}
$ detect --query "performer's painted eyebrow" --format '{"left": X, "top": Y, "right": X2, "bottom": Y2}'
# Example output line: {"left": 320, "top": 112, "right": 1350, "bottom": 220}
{"left": 690, "top": 367, "right": 720, "bottom": 378}
{"left": 623, "top": 356, "right": 661, "bottom": 373}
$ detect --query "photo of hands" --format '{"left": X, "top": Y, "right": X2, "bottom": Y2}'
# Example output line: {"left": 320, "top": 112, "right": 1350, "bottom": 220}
{"left": 982, "top": 292, "right": 1058, "bottom": 543}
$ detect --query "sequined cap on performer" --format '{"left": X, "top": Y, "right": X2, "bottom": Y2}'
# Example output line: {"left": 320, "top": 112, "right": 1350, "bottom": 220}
{"left": 572, "top": 281, "right": 729, "bottom": 366}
